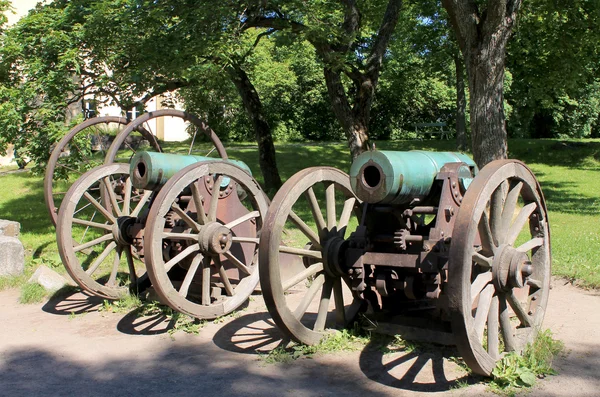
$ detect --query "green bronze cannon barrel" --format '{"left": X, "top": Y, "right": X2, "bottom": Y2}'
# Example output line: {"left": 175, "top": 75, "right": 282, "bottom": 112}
{"left": 349, "top": 150, "right": 477, "bottom": 204}
{"left": 130, "top": 151, "right": 251, "bottom": 190}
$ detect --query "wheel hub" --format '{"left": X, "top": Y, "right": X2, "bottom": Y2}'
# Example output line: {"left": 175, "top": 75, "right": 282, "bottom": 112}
{"left": 492, "top": 244, "right": 532, "bottom": 291}
{"left": 112, "top": 216, "right": 136, "bottom": 245}
{"left": 322, "top": 236, "right": 349, "bottom": 277}
{"left": 197, "top": 222, "right": 232, "bottom": 255}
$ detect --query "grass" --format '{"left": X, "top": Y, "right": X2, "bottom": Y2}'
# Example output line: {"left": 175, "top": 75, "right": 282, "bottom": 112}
{"left": 0, "top": 137, "right": 598, "bottom": 287}
{"left": 489, "top": 329, "right": 564, "bottom": 395}
{"left": 19, "top": 282, "right": 47, "bottom": 304}
{"left": 261, "top": 326, "right": 371, "bottom": 364}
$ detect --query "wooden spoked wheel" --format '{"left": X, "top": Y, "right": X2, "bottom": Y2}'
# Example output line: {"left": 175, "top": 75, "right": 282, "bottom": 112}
{"left": 57, "top": 163, "right": 152, "bottom": 299}
{"left": 448, "top": 160, "right": 551, "bottom": 376}
{"left": 144, "top": 161, "right": 268, "bottom": 319}
{"left": 259, "top": 167, "right": 364, "bottom": 345}
{"left": 44, "top": 116, "right": 150, "bottom": 226}
{"left": 104, "top": 109, "right": 228, "bottom": 164}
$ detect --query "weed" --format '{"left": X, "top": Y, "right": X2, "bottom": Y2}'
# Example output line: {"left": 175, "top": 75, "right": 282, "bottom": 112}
{"left": 19, "top": 282, "right": 47, "bottom": 304}
{"left": 261, "top": 324, "right": 371, "bottom": 364}
{"left": 489, "top": 329, "right": 563, "bottom": 395}
{"left": 379, "top": 335, "right": 420, "bottom": 355}
{"left": 261, "top": 346, "right": 296, "bottom": 364}
{"left": 168, "top": 312, "right": 206, "bottom": 338}
{"left": 0, "top": 274, "right": 26, "bottom": 292}
{"left": 98, "top": 294, "right": 142, "bottom": 313}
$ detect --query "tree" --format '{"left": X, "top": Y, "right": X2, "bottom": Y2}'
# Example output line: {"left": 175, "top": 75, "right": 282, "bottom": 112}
{"left": 244, "top": 0, "right": 403, "bottom": 159}
{"left": 442, "top": 0, "right": 522, "bottom": 167}
{"left": 0, "top": 0, "right": 284, "bottom": 188}
{"left": 409, "top": 1, "right": 468, "bottom": 151}
{"left": 507, "top": 0, "right": 600, "bottom": 138}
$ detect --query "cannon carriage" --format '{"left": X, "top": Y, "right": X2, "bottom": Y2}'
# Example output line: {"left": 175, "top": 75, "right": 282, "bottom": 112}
{"left": 50, "top": 114, "right": 550, "bottom": 376}
{"left": 55, "top": 135, "right": 267, "bottom": 319}
{"left": 258, "top": 150, "right": 550, "bottom": 376}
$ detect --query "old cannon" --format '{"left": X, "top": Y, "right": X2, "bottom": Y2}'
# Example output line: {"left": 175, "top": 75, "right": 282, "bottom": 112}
{"left": 56, "top": 149, "right": 267, "bottom": 319}
{"left": 258, "top": 150, "right": 550, "bottom": 376}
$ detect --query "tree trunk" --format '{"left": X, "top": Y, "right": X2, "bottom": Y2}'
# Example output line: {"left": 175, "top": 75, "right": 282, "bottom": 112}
{"left": 442, "top": 0, "right": 521, "bottom": 168}
{"left": 228, "top": 64, "right": 282, "bottom": 190}
{"left": 454, "top": 53, "right": 468, "bottom": 152}
{"left": 323, "top": 67, "right": 371, "bottom": 159}
{"left": 465, "top": 42, "right": 509, "bottom": 168}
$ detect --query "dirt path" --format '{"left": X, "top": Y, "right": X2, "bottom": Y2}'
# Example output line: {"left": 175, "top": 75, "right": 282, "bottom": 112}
{"left": 0, "top": 278, "right": 598, "bottom": 396}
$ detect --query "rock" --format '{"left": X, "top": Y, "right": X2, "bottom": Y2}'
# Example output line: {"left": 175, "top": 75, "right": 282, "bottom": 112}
{"left": 0, "top": 220, "right": 20, "bottom": 238}
{"left": 28, "top": 266, "right": 70, "bottom": 291}
{"left": 0, "top": 236, "right": 24, "bottom": 276}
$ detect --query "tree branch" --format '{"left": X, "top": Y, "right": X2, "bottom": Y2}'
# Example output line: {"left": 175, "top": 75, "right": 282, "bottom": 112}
{"left": 365, "top": 0, "right": 403, "bottom": 78}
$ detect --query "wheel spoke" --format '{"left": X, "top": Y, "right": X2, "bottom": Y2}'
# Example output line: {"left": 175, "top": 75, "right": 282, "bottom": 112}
{"left": 470, "top": 271, "right": 493, "bottom": 302}
{"left": 223, "top": 251, "right": 251, "bottom": 275}
{"left": 103, "top": 177, "right": 123, "bottom": 217}
{"left": 130, "top": 190, "right": 152, "bottom": 218}
{"left": 85, "top": 241, "right": 117, "bottom": 275}
{"left": 516, "top": 237, "right": 544, "bottom": 253}
{"left": 490, "top": 183, "right": 506, "bottom": 243}
{"left": 487, "top": 295, "right": 500, "bottom": 359}
{"left": 282, "top": 263, "right": 324, "bottom": 291}
{"left": 232, "top": 236, "right": 259, "bottom": 244}
{"left": 208, "top": 174, "right": 224, "bottom": 221}
{"left": 171, "top": 204, "right": 201, "bottom": 232}
{"left": 202, "top": 256, "right": 211, "bottom": 305}
{"left": 506, "top": 290, "right": 532, "bottom": 327}
{"left": 506, "top": 202, "right": 537, "bottom": 246}
{"left": 337, "top": 197, "right": 357, "bottom": 238}
{"left": 179, "top": 254, "right": 202, "bottom": 298}
{"left": 325, "top": 183, "right": 336, "bottom": 230}
{"left": 305, "top": 187, "right": 326, "bottom": 233}
{"left": 499, "top": 294, "right": 517, "bottom": 351}
{"left": 288, "top": 210, "right": 322, "bottom": 249}
{"left": 472, "top": 251, "right": 493, "bottom": 268}
{"left": 74, "top": 233, "right": 113, "bottom": 253}
{"left": 163, "top": 232, "right": 198, "bottom": 240}
{"left": 83, "top": 192, "right": 116, "bottom": 223}
{"left": 500, "top": 181, "right": 523, "bottom": 240}
{"left": 313, "top": 278, "right": 333, "bottom": 332}
{"left": 474, "top": 284, "right": 494, "bottom": 341}
{"left": 106, "top": 246, "right": 122, "bottom": 287}
{"left": 72, "top": 218, "right": 112, "bottom": 231}
{"left": 293, "top": 273, "right": 325, "bottom": 320}
{"left": 215, "top": 256, "right": 235, "bottom": 296}
{"left": 125, "top": 246, "right": 137, "bottom": 286}
{"left": 225, "top": 211, "right": 260, "bottom": 230}
{"left": 190, "top": 182, "right": 208, "bottom": 225}
{"left": 123, "top": 177, "right": 132, "bottom": 215}
{"left": 526, "top": 278, "right": 543, "bottom": 289}
{"left": 333, "top": 278, "right": 346, "bottom": 325}
{"left": 278, "top": 246, "right": 322, "bottom": 259}
{"left": 478, "top": 212, "right": 496, "bottom": 255}
{"left": 163, "top": 243, "right": 200, "bottom": 273}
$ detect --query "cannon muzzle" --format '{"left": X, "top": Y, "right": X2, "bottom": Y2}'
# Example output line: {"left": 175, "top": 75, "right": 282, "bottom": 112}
{"left": 349, "top": 150, "right": 476, "bottom": 204}
{"left": 130, "top": 151, "right": 251, "bottom": 190}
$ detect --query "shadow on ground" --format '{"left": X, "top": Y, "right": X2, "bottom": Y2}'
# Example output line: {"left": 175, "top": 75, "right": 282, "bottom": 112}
{"left": 42, "top": 288, "right": 104, "bottom": 315}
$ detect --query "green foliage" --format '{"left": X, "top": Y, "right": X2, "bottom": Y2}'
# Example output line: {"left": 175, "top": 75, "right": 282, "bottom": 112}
{"left": 19, "top": 282, "right": 47, "bottom": 304}
{"left": 261, "top": 325, "right": 370, "bottom": 364}
{"left": 99, "top": 295, "right": 143, "bottom": 313}
{"left": 489, "top": 329, "right": 564, "bottom": 394}
{"left": 508, "top": 0, "right": 600, "bottom": 139}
